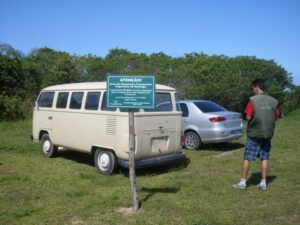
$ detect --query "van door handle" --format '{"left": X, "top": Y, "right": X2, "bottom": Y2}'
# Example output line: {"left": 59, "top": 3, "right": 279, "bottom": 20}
{"left": 48, "top": 116, "right": 53, "bottom": 120}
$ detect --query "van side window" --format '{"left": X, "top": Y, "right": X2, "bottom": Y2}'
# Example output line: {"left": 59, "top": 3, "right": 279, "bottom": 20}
{"left": 145, "top": 93, "right": 173, "bottom": 112}
{"left": 179, "top": 103, "right": 189, "bottom": 117}
{"left": 85, "top": 92, "right": 101, "bottom": 110}
{"left": 56, "top": 92, "right": 69, "bottom": 109}
{"left": 70, "top": 92, "right": 84, "bottom": 109}
{"left": 38, "top": 92, "right": 55, "bottom": 108}
{"left": 101, "top": 92, "right": 116, "bottom": 111}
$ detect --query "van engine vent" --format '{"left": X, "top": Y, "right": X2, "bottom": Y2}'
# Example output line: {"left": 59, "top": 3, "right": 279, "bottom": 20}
{"left": 106, "top": 116, "right": 117, "bottom": 135}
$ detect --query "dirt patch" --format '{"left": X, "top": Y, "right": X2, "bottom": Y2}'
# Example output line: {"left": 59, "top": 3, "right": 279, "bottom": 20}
{"left": 70, "top": 215, "right": 83, "bottom": 225}
{"left": 214, "top": 148, "right": 243, "bottom": 157}
{"left": 116, "top": 207, "right": 143, "bottom": 215}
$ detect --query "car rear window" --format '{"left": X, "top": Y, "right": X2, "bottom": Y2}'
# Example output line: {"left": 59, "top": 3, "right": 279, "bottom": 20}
{"left": 179, "top": 103, "right": 189, "bottom": 117}
{"left": 194, "top": 101, "right": 226, "bottom": 113}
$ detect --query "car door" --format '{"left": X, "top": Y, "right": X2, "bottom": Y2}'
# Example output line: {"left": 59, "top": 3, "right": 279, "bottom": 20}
{"left": 179, "top": 102, "right": 190, "bottom": 131}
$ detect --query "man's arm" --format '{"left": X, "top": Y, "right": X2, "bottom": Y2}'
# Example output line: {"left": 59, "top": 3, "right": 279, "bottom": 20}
{"left": 245, "top": 101, "right": 254, "bottom": 120}
{"left": 275, "top": 107, "right": 280, "bottom": 119}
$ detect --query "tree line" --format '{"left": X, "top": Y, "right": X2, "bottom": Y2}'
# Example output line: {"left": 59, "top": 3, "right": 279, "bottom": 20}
{"left": 1, "top": 43, "right": 299, "bottom": 120}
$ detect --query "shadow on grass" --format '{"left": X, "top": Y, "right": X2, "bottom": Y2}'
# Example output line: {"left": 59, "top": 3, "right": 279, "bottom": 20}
{"left": 121, "top": 157, "right": 190, "bottom": 177}
{"left": 58, "top": 150, "right": 190, "bottom": 176}
{"left": 247, "top": 172, "right": 277, "bottom": 186}
{"left": 198, "top": 142, "right": 244, "bottom": 152}
{"left": 140, "top": 187, "right": 180, "bottom": 205}
{"left": 58, "top": 150, "right": 94, "bottom": 167}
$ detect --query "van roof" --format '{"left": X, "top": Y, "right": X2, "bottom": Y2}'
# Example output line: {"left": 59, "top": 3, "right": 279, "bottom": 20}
{"left": 43, "top": 82, "right": 176, "bottom": 91}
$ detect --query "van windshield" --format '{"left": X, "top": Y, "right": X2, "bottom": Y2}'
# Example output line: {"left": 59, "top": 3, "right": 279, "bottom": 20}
{"left": 38, "top": 92, "right": 55, "bottom": 108}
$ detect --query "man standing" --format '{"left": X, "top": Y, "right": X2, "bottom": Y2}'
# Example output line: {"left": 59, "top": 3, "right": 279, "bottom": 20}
{"left": 233, "top": 79, "right": 280, "bottom": 191}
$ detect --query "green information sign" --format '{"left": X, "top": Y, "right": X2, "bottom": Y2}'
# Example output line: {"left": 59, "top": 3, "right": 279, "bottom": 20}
{"left": 107, "top": 75, "right": 155, "bottom": 109}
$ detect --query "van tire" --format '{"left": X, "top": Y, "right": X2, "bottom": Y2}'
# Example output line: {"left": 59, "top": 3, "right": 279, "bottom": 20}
{"left": 94, "top": 149, "right": 117, "bottom": 175}
{"left": 184, "top": 131, "right": 201, "bottom": 150}
{"left": 40, "top": 134, "right": 58, "bottom": 157}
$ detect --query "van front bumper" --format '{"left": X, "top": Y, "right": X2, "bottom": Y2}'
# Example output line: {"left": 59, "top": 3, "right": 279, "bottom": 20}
{"left": 118, "top": 152, "right": 185, "bottom": 169}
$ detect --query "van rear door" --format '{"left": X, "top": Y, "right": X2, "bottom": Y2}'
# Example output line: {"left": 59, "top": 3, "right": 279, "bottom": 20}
{"left": 137, "top": 92, "right": 181, "bottom": 159}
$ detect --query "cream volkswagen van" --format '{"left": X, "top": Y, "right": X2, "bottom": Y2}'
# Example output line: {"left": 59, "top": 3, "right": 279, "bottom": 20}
{"left": 32, "top": 82, "right": 184, "bottom": 175}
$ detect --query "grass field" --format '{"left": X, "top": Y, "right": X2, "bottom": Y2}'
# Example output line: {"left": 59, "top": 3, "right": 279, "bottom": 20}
{"left": 0, "top": 109, "right": 300, "bottom": 225}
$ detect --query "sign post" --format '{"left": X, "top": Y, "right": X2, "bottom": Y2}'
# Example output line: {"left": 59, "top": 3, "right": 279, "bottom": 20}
{"left": 128, "top": 108, "right": 138, "bottom": 210}
{"left": 107, "top": 75, "right": 155, "bottom": 211}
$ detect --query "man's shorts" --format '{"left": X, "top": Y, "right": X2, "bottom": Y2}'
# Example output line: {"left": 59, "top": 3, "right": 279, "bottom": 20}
{"left": 244, "top": 137, "right": 271, "bottom": 161}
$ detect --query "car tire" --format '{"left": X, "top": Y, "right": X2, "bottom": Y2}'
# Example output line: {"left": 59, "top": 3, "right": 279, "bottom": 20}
{"left": 40, "top": 134, "right": 58, "bottom": 158}
{"left": 184, "top": 131, "right": 201, "bottom": 150}
{"left": 94, "top": 149, "right": 117, "bottom": 175}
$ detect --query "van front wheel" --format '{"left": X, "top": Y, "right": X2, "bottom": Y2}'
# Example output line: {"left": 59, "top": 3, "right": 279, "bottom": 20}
{"left": 94, "top": 150, "right": 117, "bottom": 175}
{"left": 40, "top": 134, "right": 58, "bottom": 157}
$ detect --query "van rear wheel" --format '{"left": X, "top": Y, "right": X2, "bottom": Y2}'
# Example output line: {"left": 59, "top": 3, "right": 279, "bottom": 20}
{"left": 40, "top": 134, "right": 58, "bottom": 157}
{"left": 184, "top": 131, "right": 201, "bottom": 150}
{"left": 94, "top": 149, "right": 117, "bottom": 175}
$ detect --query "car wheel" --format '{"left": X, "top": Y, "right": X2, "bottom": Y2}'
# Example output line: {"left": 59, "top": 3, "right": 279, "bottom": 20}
{"left": 184, "top": 131, "right": 201, "bottom": 150}
{"left": 94, "top": 149, "right": 117, "bottom": 175}
{"left": 40, "top": 134, "right": 58, "bottom": 157}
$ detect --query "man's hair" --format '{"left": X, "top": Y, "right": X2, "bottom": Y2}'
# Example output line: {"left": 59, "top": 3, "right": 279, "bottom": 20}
{"left": 251, "top": 79, "right": 266, "bottom": 91}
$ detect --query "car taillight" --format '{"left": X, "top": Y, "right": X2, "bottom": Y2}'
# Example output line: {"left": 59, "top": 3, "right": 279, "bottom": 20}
{"left": 209, "top": 117, "right": 226, "bottom": 122}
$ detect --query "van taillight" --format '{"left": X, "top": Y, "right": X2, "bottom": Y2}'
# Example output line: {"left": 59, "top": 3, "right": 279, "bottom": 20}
{"left": 209, "top": 117, "right": 226, "bottom": 122}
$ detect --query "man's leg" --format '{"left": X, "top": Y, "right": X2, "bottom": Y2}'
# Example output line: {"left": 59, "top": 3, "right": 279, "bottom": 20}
{"left": 242, "top": 160, "right": 250, "bottom": 179}
{"left": 261, "top": 160, "right": 268, "bottom": 180}
{"left": 233, "top": 160, "right": 250, "bottom": 189}
{"left": 233, "top": 137, "right": 256, "bottom": 190}
{"left": 258, "top": 138, "right": 271, "bottom": 191}
{"left": 258, "top": 160, "right": 268, "bottom": 191}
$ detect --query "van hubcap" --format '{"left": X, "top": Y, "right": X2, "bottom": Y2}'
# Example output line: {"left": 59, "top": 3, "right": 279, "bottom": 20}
{"left": 98, "top": 153, "right": 110, "bottom": 170}
{"left": 43, "top": 140, "right": 51, "bottom": 153}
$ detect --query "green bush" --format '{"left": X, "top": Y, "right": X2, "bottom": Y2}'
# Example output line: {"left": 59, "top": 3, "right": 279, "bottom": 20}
{"left": 0, "top": 95, "right": 33, "bottom": 120}
{"left": 274, "top": 86, "right": 300, "bottom": 116}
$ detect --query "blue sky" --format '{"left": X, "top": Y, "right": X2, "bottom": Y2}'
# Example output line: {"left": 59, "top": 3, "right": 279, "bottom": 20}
{"left": 1, "top": 0, "right": 300, "bottom": 85}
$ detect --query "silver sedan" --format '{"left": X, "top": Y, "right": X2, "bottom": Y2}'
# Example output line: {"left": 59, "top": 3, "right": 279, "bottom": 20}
{"left": 179, "top": 100, "right": 243, "bottom": 150}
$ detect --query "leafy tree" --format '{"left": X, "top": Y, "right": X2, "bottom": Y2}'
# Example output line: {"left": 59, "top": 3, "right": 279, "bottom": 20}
{"left": 104, "top": 48, "right": 131, "bottom": 74}
{"left": 104, "top": 48, "right": 152, "bottom": 75}
{"left": 26, "top": 48, "right": 81, "bottom": 88}
{"left": 0, "top": 54, "right": 24, "bottom": 97}
{"left": 0, "top": 43, "right": 23, "bottom": 59}
{"left": 0, "top": 43, "right": 298, "bottom": 120}
{"left": 75, "top": 54, "right": 106, "bottom": 82}
{"left": 44, "top": 53, "right": 81, "bottom": 86}
{"left": 0, "top": 45, "right": 28, "bottom": 120}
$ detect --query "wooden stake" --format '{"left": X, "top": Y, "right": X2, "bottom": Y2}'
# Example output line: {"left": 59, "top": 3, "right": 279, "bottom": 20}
{"left": 128, "top": 109, "right": 139, "bottom": 211}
